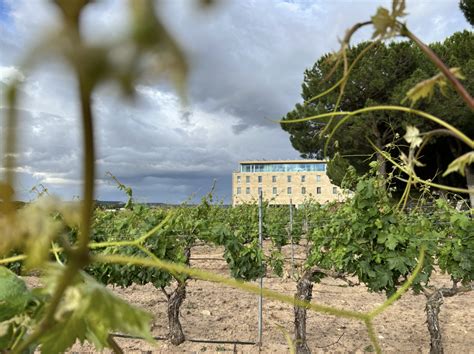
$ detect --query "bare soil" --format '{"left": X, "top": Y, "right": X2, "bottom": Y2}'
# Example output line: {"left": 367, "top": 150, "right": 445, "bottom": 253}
{"left": 27, "top": 243, "right": 474, "bottom": 353}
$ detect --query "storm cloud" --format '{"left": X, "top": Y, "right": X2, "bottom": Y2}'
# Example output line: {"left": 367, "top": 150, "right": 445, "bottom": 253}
{"left": 0, "top": 0, "right": 470, "bottom": 203}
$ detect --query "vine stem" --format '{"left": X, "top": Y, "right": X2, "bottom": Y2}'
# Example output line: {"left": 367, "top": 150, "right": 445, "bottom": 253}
{"left": 304, "top": 40, "right": 377, "bottom": 107}
{"left": 368, "top": 141, "right": 472, "bottom": 194}
{"left": 94, "top": 253, "right": 368, "bottom": 321}
{"left": 77, "top": 73, "right": 96, "bottom": 252}
{"left": 3, "top": 86, "right": 18, "bottom": 211}
{"left": 280, "top": 105, "right": 473, "bottom": 150}
{"left": 364, "top": 319, "right": 382, "bottom": 354}
{"left": 401, "top": 26, "right": 474, "bottom": 110}
{"left": 13, "top": 14, "right": 96, "bottom": 351}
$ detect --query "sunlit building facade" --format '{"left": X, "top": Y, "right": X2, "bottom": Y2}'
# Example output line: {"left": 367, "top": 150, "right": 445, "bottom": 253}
{"left": 232, "top": 160, "right": 343, "bottom": 206}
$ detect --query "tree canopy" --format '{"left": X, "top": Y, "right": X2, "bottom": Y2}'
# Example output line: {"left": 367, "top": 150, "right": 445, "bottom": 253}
{"left": 460, "top": 0, "right": 474, "bottom": 26}
{"left": 281, "top": 30, "right": 473, "bottom": 190}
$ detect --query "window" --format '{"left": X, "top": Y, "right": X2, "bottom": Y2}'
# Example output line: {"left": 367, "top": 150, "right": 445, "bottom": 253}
{"left": 316, "top": 175, "right": 321, "bottom": 182}
{"left": 246, "top": 176, "right": 250, "bottom": 183}
{"left": 258, "top": 187, "right": 262, "bottom": 195}
{"left": 272, "top": 175, "right": 277, "bottom": 183}
{"left": 237, "top": 176, "right": 241, "bottom": 184}
{"left": 246, "top": 187, "right": 250, "bottom": 194}
{"left": 301, "top": 175, "right": 306, "bottom": 182}
{"left": 287, "top": 187, "right": 292, "bottom": 195}
{"left": 237, "top": 187, "right": 241, "bottom": 195}
{"left": 240, "top": 163, "right": 326, "bottom": 173}
{"left": 333, "top": 186, "right": 338, "bottom": 194}
{"left": 258, "top": 175, "right": 262, "bottom": 183}
{"left": 272, "top": 187, "right": 277, "bottom": 195}
{"left": 316, "top": 187, "right": 322, "bottom": 194}
{"left": 287, "top": 175, "right": 292, "bottom": 183}
{"left": 301, "top": 187, "right": 306, "bottom": 194}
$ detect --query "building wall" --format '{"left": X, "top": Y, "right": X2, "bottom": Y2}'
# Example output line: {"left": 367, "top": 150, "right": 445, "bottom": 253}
{"left": 232, "top": 170, "right": 343, "bottom": 206}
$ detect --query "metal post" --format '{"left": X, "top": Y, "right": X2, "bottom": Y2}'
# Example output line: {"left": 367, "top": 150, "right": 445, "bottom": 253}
{"left": 289, "top": 199, "right": 295, "bottom": 277}
{"left": 258, "top": 190, "right": 263, "bottom": 346}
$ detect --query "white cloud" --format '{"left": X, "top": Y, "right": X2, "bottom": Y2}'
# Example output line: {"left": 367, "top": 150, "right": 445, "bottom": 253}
{"left": 0, "top": 65, "right": 24, "bottom": 84}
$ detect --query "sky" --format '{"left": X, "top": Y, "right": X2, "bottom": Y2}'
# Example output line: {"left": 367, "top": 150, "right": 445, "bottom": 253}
{"left": 0, "top": 0, "right": 470, "bottom": 204}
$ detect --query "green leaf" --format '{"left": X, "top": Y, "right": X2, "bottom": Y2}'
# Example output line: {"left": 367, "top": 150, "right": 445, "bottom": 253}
{"left": 39, "top": 266, "right": 154, "bottom": 353}
{"left": 386, "top": 234, "right": 398, "bottom": 250}
{"left": 0, "top": 266, "right": 32, "bottom": 322}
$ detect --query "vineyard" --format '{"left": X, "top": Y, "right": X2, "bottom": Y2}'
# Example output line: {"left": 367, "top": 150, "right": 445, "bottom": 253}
{"left": 1, "top": 174, "right": 473, "bottom": 352}
{"left": 0, "top": 0, "right": 473, "bottom": 353}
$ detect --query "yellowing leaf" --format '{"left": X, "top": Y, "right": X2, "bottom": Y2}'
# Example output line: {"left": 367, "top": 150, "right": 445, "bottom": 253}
{"left": 371, "top": 0, "right": 407, "bottom": 39}
{"left": 392, "top": 0, "right": 407, "bottom": 18}
{"left": 443, "top": 151, "right": 474, "bottom": 177}
{"left": 404, "top": 126, "right": 422, "bottom": 148}
{"left": 403, "top": 68, "right": 465, "bottom": 106}
{"left": 371, "top": 7, "right": 392, "bottom": 38}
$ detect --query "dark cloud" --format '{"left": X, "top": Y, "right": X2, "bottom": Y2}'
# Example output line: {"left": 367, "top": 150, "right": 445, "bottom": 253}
{"left": 0, "top": 0, "right": 470, "bottom": 203}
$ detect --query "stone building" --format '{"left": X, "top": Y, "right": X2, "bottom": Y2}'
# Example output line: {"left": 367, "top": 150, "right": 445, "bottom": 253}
{"left": 232, "top": 160, "right": 344, "bottom": 206}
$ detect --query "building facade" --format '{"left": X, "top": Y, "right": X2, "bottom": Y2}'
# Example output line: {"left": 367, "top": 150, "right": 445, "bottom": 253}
{"left": 232, "top": 160, "right": 343, "bottom": 206}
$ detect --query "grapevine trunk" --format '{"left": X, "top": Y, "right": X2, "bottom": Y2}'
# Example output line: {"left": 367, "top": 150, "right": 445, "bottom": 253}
{"left": 425, "top": 289, "right": 444, "bottom": 354}
{"left": 294, "top": 269, "right": 314, "bottom": 354}
{"left": 167, "top": 281, "right": 187, "bottom": 345}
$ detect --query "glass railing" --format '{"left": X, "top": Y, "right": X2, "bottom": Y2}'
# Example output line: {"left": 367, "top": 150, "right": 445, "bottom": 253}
{"left": 240, "top": 163, "right": 326, "bottom": 173}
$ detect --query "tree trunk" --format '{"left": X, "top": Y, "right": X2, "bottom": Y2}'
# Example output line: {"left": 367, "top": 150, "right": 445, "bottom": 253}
{"left": 167, "top": 281, "right": 186, "bottom": 345}
{"left": 294, "top": 270, "right": 314, "bottom": 354}
{"left": 372, "top": 124, "right": 387, "bottom": 179}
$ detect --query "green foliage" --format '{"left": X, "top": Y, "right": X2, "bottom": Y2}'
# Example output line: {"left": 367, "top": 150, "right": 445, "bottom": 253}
{"left": 268, "top": 250, "right": 285, "bottom": 277}
{"left": 307, "top": 173, "right": 437, "bottom": 296}
{"left": 88, "top": 206, "right": 185, "bottom": 288}
{"left": 460, "top": 0, "right": 474, "bottom": 25}
{"left": 0, "top": 267, "right": 32, "bottom": 322}
{"left": 223, "top": 238, "right": 264, "bottom": 280}
{"left": 281, "top": 31, "right": 474, "bottom": 190}
{"left": 433, "top": 199, "right": 474, "bottom": 284}
{"left": 38, "top": 265, "right": 153, "bottom": 354}
{"left": 327, "top": 152, "right": 353, "bottom": 187}
{"left": 264, "top": 205, "right": 290, "bottom": 248}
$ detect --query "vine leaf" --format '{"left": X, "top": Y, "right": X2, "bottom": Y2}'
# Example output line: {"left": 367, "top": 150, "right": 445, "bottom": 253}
{"left": 403, "top": 68, "right": 465, "bottom": 106}
{"left": 371, "top": 7, "right": 392, "bottom": 38}
{"left": 0, "top": 266, "right": 32, "bottom": 322}
{"left": 39, "top": 265, "right": 154, "bottom": 353}
{"left": 371, "top": 0, "right": 407, "bottom": 38}
{"left": 443, "top": 151, "right": 474, "bottom": 177}
{"left": 404, "top": 126, "right": 422, "bottom": 149}
{"left": 391, "top": 0, "right": 407, "bottom": 18}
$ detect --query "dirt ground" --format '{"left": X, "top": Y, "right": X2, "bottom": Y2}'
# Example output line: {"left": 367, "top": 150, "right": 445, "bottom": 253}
{"left": 27, "top": 243, "right": 473, "bottom": 353}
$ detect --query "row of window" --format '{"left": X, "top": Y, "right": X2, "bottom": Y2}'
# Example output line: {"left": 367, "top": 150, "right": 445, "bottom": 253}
{"left": 237, "top": 175, "right": 322, "bottom": 183}
{"left": 240, "top": 163, "right": 326, "bottom": 173}
{"left": 236, "top": 186, "right": 338, "bottom": 195}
